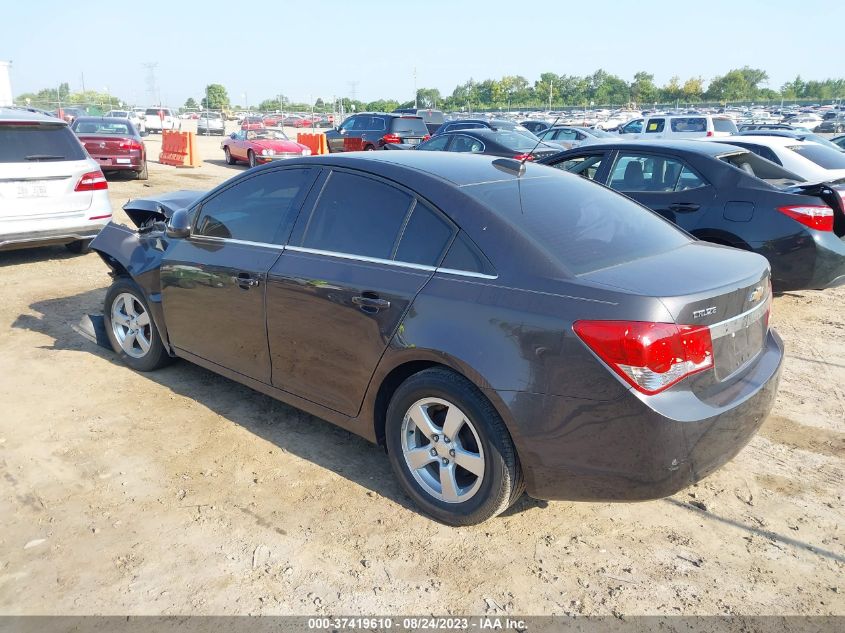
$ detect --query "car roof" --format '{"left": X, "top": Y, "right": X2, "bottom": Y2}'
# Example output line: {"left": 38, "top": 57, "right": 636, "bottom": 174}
{"left": 0, "top": 107, "right": 66, "bottom": 124}
{"left": 712, "top": 135, "right": 809, "bottom": 147}
{"left": 556, "top": 139, "right": 744, "bottom": 157}
{"left": 267, "top": 150, "right": 545, "bottom": 187}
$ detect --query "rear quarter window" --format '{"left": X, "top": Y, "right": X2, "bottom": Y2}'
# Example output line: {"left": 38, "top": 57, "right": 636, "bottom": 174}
{"left": 0, "top": 124, "right": 87, "bottom": 163}
{"left": 670, "top": 117, "right": 706, "bottom": 133}
{"left": 713, "top": 118, "right": 738, "bottom": 133}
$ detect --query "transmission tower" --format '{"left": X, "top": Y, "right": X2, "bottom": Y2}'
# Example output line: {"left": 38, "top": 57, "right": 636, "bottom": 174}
{"left": 143, "top": 62, "right": 159, "bottom": 106}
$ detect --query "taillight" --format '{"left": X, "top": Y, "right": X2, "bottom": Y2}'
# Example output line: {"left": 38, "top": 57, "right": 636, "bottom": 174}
{"left": 75, "top": 171, "right": 108, "bottom": 191}
{"left": 383, "top": 133, "right": 402, "bottom": 144}
{"left": 513, "top": 153, "right": 535, "bottom": 161}
{"left": 777, "top": 204, "right": 834, "bottom": 231}
{"left": 423, "top": 134, "right": 430, "bottom": 141}
{"left": 118, "top": 140, "right": 142, "bottom": 151}
{"left": 706, "top": 130, "right": 714, "bottom": 137}
{"left": 573, "top": 320, "right": 714, "bottom": 395}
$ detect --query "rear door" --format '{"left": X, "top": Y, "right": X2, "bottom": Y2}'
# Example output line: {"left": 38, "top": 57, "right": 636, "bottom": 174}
{"left": 161, "top": 167, "right": 317, "bottom": 383}
{"left": 605, "top": 150, "right": 716, "bottom": 231}
{"left": 266, "top": 169, "right": 455, "bottom": 416}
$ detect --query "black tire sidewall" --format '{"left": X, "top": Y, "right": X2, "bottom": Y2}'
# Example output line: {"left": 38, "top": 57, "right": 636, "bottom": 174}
{"left": 385, "top": 369, "right": 515, "bottom": 525}
{"left": 103, "top": 278, "right": 169, "bottom": 372}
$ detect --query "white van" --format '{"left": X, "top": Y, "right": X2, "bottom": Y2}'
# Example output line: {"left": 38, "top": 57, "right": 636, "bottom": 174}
{"left": 620, "top": 114, "right": 737, "bottom": 139}
{"left": 143, "top": 107, "right": 178, "bottom": 133}
{"left": 0, "top": 108, "right": 112, "bottom": 252}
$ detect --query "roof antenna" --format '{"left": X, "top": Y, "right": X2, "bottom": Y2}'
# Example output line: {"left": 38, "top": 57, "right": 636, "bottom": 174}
{"left": 519, "top": 114, "right": 562, "bottom": 168}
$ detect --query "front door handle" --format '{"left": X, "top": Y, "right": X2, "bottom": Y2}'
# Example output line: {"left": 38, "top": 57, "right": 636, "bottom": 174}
{"left": 668, "top": 202, "right": 700, "bottom": 212}
{"left": 352, "top": 295, "right": 390, "bottom": 312}
{"left": 234, "top": 272, "right": 260, "bottom": 289}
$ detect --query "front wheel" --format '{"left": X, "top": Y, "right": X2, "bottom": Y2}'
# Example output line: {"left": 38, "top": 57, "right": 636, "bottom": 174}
{"left": 224, "top": 147, "right": 236, "bottom": 165}
{"left": 385, "top": 368, "right": 523, "bottom": 526}
{"left": 248, "top": 150, "right": 257, "bottom": 168}
{"left": 104, "top": 277, "right": 172, "bottom": 372}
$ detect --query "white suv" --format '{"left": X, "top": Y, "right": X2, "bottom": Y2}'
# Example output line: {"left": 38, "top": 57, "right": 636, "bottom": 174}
{"left": 0, "top": 108, "right": 112, "bottom": 252}
{"left": 620, "top": 114, "right": 737, "bottom": 139}
{"left": 143, "top": 107, "right": 179, "bottom": 133}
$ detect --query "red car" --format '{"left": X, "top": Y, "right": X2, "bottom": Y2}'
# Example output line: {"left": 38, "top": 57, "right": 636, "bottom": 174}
{"left": 221, "top": 128, "right": 312, "bottom": 168}
{"left": 71, "top": 116, "right": 148, "bottom": 180}
{"left": 262, "top": 114, "right": 282, "bottom": 126}
{"left": 240, "top": 116, "right": 265, "bottom": 130}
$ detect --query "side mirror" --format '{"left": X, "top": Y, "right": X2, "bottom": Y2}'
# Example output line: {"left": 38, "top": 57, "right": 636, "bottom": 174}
{"left": 166, "top": 209, "right": 191, "bottom": 239}
{"left": 339, "top": 127, "right": 346, "bottom": 134}
{"left": 230, "top": 132, "right": 237, "bottom": 139}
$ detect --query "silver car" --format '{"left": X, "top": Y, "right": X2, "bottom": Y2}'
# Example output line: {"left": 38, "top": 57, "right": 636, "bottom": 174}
{"left": 197, "top": 111, "right": 225, "bottom": 136}
{"left": 105, "top": 109, "right": 146, "bottom": 136}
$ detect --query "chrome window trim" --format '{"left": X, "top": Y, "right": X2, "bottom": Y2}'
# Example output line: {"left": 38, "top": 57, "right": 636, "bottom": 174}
{"left": 189, "top": 235, "right": 284, "bottom": 250}
{"left": 285, "top": 245, "right": 498, "bottom": 279}
{"left": 708, "top": 291, "right": 770, "bottom": 340}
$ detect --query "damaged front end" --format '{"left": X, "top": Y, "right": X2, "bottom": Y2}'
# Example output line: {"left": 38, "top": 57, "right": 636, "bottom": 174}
{"left": 86, "top": 190, "right": 205, "bottom": 352}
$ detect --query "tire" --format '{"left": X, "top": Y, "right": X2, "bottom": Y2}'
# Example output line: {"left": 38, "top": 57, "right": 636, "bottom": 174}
{"left": 65, "top": 239, "right": 92, "bottom": 254}
{"left": 385, "top": 368, "right": 523, "bottom": 526}
{"left": 103, "top": 277, "right": 172, "bottom": 372}
{"left": 136, "top": 161, "right": 149, "bottom": 180}
{"left": 224, "top": 147, "right": 236, "bottom": 165}
{"left": 248, "top": 150, "right": 257, "bottom": 168}
{"left": 364, "top": 144, "right": 375, "bottom": 151}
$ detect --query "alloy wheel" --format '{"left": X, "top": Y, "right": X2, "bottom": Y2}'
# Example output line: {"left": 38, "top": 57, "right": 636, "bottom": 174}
{"left": 110, "top": 293, "right": 152, "bottom": 358}
{"left": 400, "top": 397, "right": 485, "bottom": 503}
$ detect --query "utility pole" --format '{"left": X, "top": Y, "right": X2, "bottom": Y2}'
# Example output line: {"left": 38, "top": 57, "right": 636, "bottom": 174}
{"left": 413, "top": 67, "right": 418, "bottom": 109}
{"left": 348, "top": 80, "right": 358, "bottom": 108}
{"left": 80, "top": 72, "right": 85, "bottom": 94}
{"left": 548, "top": 79, "right": 553, "bottom": 111}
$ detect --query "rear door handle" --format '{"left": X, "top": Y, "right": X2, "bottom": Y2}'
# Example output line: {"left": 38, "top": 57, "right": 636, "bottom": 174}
{"left": 352, "top": 295, "right": 391, "bottom": 311}
{"left": 234, "top": 272, "right": 260, "bottom": 289}
{"left": 668, "top": 202, "right": 700, "bottom": 212}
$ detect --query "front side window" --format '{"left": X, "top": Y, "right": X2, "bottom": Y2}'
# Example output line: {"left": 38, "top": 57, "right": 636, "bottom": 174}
{"left": 194, "top": 169, "right": 312, "bottom": 244}
{"left": 301, "top": 171, "right": 413, "bottom": 259}
{"left": 622, "top": 119, "right": 643, "bottom": 134}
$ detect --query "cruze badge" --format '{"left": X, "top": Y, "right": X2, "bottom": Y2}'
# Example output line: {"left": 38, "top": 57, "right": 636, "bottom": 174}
{"left": 693, "top": 306, "right": 718, "bottom": 319}
{"left": 748, "top": 286, "right": 763, "bottom": 304}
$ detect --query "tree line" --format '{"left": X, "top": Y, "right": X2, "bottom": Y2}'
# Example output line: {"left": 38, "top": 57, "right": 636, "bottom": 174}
{"left": 15, "top": 68, "right": 845, "bottom": 114}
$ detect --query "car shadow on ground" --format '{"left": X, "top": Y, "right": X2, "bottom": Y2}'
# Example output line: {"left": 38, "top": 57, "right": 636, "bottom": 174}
{"left": 0, "top": 244, "right": 85, "bottom": 268}
{"left": 12, "top": 287, "right": 548, "bottom": 521}
{"left": 203, "top": 159, "right": 247, "bottom": 171}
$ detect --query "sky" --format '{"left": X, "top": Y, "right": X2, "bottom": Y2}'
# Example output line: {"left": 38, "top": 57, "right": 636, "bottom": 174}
{"left": 2, "top": 0, "right": 840, "bottom": 108}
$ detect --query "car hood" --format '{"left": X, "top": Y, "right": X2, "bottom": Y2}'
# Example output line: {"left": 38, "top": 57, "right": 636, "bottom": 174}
{"left": 122, "top": 189, "right": 206, "bottom": 227}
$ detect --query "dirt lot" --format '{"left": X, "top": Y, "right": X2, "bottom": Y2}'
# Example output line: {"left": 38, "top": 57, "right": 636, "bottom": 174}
{"left": 0, "top": 128, "right": 843, "bottom": 617}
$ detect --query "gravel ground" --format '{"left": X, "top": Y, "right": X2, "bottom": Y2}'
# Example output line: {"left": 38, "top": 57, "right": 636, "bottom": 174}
{"left": 0, "top": 126, "right": 843, "bottom": 616}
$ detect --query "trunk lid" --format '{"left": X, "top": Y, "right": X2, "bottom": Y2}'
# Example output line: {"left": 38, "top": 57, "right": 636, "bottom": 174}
{"left": 0, "top": 159, "right": 94, "bottom": 218}
{"left": 122, "top": 190, "right": 205, "bottom": 228}
{"left": 581, "top": 241, "right": 771, "bottom": 382}
{"left": 781, "top": 180, "right": 845, "bottom": 237}
{"left": 76, "top": 134, "right": 135, "bottom": 158}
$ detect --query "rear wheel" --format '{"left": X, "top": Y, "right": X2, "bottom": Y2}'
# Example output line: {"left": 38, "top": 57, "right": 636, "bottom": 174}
{"left": 104, "top": 277, "right": 172, "bottom": 372}
{"left": 136, "top": 161, "right": 149, "bottom": 180}
{"left": 65, "top": 239, "right": 92, "bottom": 254}
{"left": 364, "top": 144, "right": 375, "bottom": 151}
{"left": 248, "top": 150, "right": 257, "bottom": 168}
{"left": 224, "top": 147, "right": 236, "bottom": 165}
{"left": 385, "top": 368, "right": 523, "bottom": 526}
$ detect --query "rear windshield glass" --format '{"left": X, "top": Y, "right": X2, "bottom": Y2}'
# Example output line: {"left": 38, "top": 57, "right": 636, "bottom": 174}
{"left": 787, "top": 144, "right": 845, "bottom": 170}
{"left": 713, "top": 118, "right": 738, "bottom": 133}
{"left": 0, "top": 124, "right": 87, "bottom": 163}
{"left": 718, "top": 150, "right": 804, "bottom": 184}
{"left": 463, "top": 173, "right": 691, "bottom": 275}
{"left": 72, "top": 120, "right": 134, "bottom": 135}
{"left": 484, "top": 130, "right": 539, "bottom": 151}
{"left": 390, "top": 117, "right": 428, "bottom": 135}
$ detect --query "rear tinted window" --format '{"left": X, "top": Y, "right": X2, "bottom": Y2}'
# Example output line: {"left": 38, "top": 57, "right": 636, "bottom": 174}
{"left": 395, "top": 202, "right": 453, "bottom": 266}
{"left": 713, "top": 118, "right": 738, "bottom": 133}
{"left": 787, "top": 144, "right": 845, "bottom": 170}
{"left": 390, "top": 117, "right": 428, "bottom": 135}
{"left": 442, "top": 232, "right": 495, "bottom": 275}
{"left": 302, "top": 171, "right": 413, "bottom": 259}
{"left": 464, "top": 174, "right": 691, "bottom": 275}
{"left": 0, "top": 124, "right": 86, "bottom": 163}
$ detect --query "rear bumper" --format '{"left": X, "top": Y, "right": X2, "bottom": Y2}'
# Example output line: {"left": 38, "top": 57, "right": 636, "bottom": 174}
{"left": 490, "top": 329, "right": 784, "bottom": 501}
{"left": 0, "top": 222, "right": 108, "bottom": 250}
{"left": 755, "top": 231, "right": 845, "bottom": 291}
{"left": 89, "top": 156, "right": 144, "bottom": 171}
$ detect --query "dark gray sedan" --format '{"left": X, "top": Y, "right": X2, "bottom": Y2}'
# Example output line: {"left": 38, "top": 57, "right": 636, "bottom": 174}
{"left": 89, "top": 152, "right": 783, "bottom": 525}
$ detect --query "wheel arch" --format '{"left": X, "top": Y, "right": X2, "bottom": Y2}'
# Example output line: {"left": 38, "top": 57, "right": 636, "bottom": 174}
{"left": 691, "top": 228, "right": 753, "bottom": 251}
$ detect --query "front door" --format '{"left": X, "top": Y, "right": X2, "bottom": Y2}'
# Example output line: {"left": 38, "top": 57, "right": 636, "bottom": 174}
{"left": 266, "top": 169, "right": 455, "bottom": 416}
{"left": 161, "top": 167, "right": 317, "bottom": 382}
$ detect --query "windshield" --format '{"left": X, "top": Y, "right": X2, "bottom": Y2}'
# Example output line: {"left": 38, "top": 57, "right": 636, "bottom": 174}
{"left": 788, "top": 144, "right": 845, "bottom": 169}
{"left": 464, "top": 173, "right": 691, "bottom": 275}
{"left": 246, "top": 130, "right": 289, "bottom": 141}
